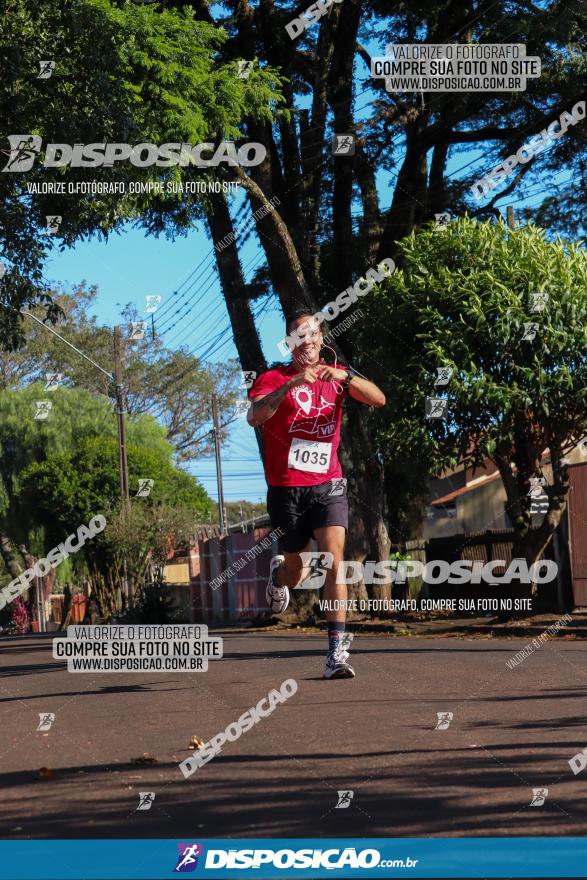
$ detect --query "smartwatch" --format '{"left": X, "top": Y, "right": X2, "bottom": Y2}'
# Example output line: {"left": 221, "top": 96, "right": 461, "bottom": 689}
{"left": 341, "top": 366, "right": 357, "bottom": 390}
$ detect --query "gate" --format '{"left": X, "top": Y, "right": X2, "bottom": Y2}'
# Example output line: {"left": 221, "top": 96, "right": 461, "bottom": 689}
{"left": 568, "top": 462, "right": 587, "bottom": 606}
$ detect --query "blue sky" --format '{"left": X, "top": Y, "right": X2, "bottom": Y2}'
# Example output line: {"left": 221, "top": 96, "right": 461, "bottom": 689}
{"left": 44, "top": 219, "right": 274, "bottom": 505}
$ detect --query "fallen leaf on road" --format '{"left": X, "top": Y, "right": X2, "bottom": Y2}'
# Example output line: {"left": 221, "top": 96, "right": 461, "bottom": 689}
{"left": 188, "top": 736, "right": 205, "bottom": 750}
{"left": 130, "top": 753, "right": 158, "bottom": 765}
{"left": 38, "top": 767, "right": 54, "bottom": 780}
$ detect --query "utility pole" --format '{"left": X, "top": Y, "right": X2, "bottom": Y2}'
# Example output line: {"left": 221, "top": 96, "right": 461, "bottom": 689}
{"left": 113, "top": 326, "right": 130, "bottom": 506}
{"left": 9, "top": 308, "right": 133, "bottom": 621}
{"left": 211, "top": 394, "right": 227, "bottom": 536}
{"left": 35, "top": 573, "right": 46, "bottom": 633}
{"left": 113, "top": 326, "right": 131, "bottom": 605}
{"left": 20, "top": 309, "right": 129, "bottom": 503}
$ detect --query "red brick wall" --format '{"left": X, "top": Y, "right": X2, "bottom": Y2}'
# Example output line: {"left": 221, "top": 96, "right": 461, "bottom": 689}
{"left": 191, "top": 528, "right": 278, "bottom": 622}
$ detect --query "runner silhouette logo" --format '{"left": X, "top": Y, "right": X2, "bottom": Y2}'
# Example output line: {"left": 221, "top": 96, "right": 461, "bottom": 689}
{"left": 174, "top": 844, "right": 203, "bottom": 872}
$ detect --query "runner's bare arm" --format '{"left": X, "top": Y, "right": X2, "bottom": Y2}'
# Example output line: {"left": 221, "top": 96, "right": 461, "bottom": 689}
{"left": 247, "top": 367, "right": 319, "bottom": 426}
{"left": 317, "top": 365, "right": 386, "bottom": 407}
{"left": 247, "top": 385, "right": 291, "bottom": 427}
{"left": 347, "top": 375, "right": 386, "bottom": 407}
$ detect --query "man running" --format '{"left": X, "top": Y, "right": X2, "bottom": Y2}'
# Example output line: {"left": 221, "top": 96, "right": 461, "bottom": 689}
{"left": 247, "top": 308, "right": 386, "bottom": 679}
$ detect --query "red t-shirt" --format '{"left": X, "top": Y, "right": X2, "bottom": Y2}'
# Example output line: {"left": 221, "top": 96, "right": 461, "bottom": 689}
{"left": 249, "top": 362, "right": 348, "bottom": 487}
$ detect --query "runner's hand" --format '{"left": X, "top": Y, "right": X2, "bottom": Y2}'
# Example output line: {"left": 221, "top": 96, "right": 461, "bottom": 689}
{"left": 316, "top": 365, "right": 348, "bottom": 382}
{"left": 289, "top": 367, "right": 320, "bottom": 386}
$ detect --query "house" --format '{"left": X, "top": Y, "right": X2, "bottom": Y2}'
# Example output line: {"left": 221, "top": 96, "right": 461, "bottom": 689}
{"left": 421, "top": 445, "right": 587, "bottom": 606}
{"left": 163, "top": 516, "right": 276, "bottom": 622}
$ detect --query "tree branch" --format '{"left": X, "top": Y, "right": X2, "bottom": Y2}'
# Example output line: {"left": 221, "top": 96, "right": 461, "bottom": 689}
{"left": 233, "top": 169, "right": 314, "bottom": 307}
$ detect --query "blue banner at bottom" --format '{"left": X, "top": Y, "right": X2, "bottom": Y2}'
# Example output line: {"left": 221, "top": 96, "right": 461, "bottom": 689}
{"left": 1, "top": 838, "right": 585, "bottom": 879}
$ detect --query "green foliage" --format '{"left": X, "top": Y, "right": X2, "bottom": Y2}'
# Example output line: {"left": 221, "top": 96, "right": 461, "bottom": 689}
{"left": 0, "top": 286, "right": 243, "bottom": 460}
{"left": 0, "top": 381, "right": 168, "bottom": 517}
{"left": 20, "top": 434, "right": 211, "bottom": 545}
{"left": 128, "top": 582, "right": 176, "bottom": 625}
{"left": 367, "top": 218, "right": 587, "bottom": 478}
{"left": 103, "top": 502, "right": 200, "bottom": 589}
{"left": 0, "top": 0, "right": 285, "bottom": 345}
{"left": 0, "top": 384, "right": 211, "bottom": 558}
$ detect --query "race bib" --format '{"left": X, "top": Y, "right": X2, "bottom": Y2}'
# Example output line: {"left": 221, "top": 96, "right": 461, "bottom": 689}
{"left": 287, "top": 438, "right": 332, "bottom": 474}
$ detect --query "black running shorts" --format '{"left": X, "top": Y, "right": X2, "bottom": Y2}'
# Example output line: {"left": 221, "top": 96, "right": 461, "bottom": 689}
{"left": 266, "top": 478, "right": 348, "bottom": 554}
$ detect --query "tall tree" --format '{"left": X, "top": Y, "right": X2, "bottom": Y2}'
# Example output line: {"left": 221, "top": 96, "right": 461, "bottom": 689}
{"left": 192, "top": 0, "right": 586, "bottom": 568}
{"left": 368, "top": 217, "right": 587, "bottom": 578}
{"left": 21, "top": 433, "right": 210, "bottom": 613}
{"left": 0, "top": 286, "right": 244, "bottom": 459}
{"left": 0, "top": 0, "right": 283, "bottom": 344}
{"left": 0, "top": 382, "right": 210, "bottom": 575}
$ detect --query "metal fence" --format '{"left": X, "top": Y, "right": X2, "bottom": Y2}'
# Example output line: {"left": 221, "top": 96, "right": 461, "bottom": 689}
{"left": 405, "top": 528, "right": 557, "bottom": 602}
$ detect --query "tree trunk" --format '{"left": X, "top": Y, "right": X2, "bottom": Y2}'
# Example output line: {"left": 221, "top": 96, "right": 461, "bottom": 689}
{"left": 494, "top": 441, "right": 570, "bottom": 610}
{"left": 59, "top": 584, "right": 72, "bottom": 631}
{"left": 235, "top": 169, "right": 316, "bottom": 311}
{"left": 0, "top": 531, "right": 22, "bottom": 578}
{"left": 510, "top": 527, "right": 559, "bottom": 610}
{"left": 206, "top": 194, "right": 267, "bottom": 460}
{"left": 355, "top": 148, "right": 381, "bottom": 264}
{"left": 377, "top": 124, "right": 429, "bottom": 261}
{"left": 207, "top": 196, "right": 267, "bottom": 375}
{"left": 300, "top": 18, "right": 334, "bottom": 282}
{"left": 89, "top": 569, "right": 120, "bottom": 621}
{"left": 328, "top": 0, "right": 361, "bottom": 290}
{"left": 428, "top": 141, "right": 449, "bottom": 218}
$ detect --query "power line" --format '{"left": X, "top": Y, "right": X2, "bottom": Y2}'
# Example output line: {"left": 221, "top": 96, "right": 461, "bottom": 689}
{"left": 155, "top": 261, "right": 219, "bottom": 336}
{"left": 138, "top": 79, "right": 379, "bottom": 339}
{"left": 152, "top": 252, "right": 218, "bottom": 324}
{"left": 17, "top": 308, "right": 114, "bottom": 381}
{"left": 159, "top": 228, "right": 268, "bottom": 345}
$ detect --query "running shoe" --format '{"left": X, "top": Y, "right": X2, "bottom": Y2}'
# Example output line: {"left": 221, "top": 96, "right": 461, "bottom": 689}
{"left": 323, "top": 639, "right": 355, "bottom": 679}
{"left": 266, "top": 554, "right": 290, "bottom": 614}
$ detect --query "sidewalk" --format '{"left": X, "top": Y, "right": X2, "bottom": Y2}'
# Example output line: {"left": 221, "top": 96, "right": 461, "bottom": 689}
{"left": 220, "top": 609, "right": 587, "bottom": 640}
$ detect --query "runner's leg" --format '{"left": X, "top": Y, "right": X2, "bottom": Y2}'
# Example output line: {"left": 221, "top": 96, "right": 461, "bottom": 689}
{"left": 314, "top": 525, "right": 354, "bottom": 678}
{"left": 266, "top": 486, "right": 313, "bottom": 613}
{"left": 275, "top": 546, "right": 311, "bottom": 588}
{"left": 314, "top": 525, "right": 346, "bottom": 620}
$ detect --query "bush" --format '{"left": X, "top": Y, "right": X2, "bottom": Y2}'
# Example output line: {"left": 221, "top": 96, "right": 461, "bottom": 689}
{"left": 127, "top": 582, "right": 176, "bottom": 624}
{"left": 11, "top": 597, "right": 30, "bottom": 634}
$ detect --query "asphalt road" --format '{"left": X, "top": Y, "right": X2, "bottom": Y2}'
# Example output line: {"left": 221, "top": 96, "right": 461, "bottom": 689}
{"left": 1, "top": 631, "right": 586, "bottom": 839}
